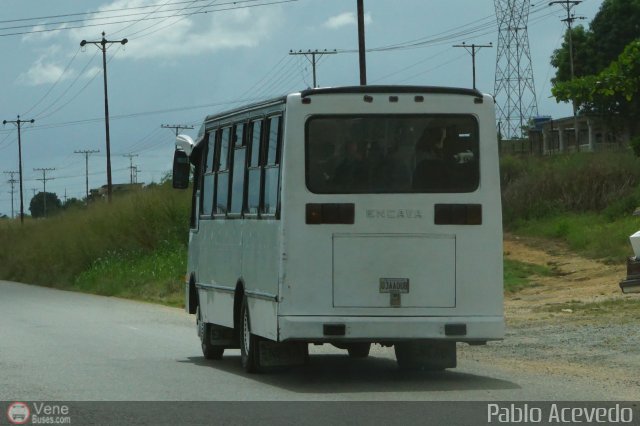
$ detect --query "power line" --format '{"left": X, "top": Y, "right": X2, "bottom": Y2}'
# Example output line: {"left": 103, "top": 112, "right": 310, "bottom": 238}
{"left": 0, "top": 0, "right": 218, "bottom": 25}
{"left": 0, "top": 0, "right": 299, "bottom": 38}
{"left": 21, "top": 48, "right": 82, "bottom": 117}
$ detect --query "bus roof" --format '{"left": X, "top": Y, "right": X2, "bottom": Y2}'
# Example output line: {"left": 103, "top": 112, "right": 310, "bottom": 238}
{"left": 299, "top": 85, "right": 484, "bottom": 99}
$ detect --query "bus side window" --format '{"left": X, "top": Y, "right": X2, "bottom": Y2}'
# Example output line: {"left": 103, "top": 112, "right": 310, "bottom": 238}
{"left": 200, "top": 132, "right": 216, "bottom": 217}
{"left": 262, "top": 115, "right": 282, "bottom": 217}
{"left": 229, "top": 123, "right": 247, "bottom": 215}
{"left": 247, "top": 119, "right": 263, "bottom": 215}
{"left": 216, "top": 127, "right": 231, "bottom": 215}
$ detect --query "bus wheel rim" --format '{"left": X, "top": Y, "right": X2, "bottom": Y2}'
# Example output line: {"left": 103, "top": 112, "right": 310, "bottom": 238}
{"left": 243, "top": 308, "right": 250, "bottom": 352}
{"left": 197, "top": 307, "right": 204, "bottom": 340}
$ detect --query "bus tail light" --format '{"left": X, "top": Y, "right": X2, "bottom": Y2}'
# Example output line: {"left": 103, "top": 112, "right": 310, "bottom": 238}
{"left": 434, "top": 204, "right": 482, "bottom": 225}
{"left": 306, "top": 203, "right": 355, "bottom": 224}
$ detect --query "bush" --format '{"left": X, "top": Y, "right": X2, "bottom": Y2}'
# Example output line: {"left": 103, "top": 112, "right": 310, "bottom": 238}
{"left": 501, "top": 152, "right": 640, "bottom": 223}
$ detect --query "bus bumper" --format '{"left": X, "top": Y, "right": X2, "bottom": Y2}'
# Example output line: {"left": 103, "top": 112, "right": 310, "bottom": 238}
{"left": 277, "top": 315, "right": 504, "bottom": 342}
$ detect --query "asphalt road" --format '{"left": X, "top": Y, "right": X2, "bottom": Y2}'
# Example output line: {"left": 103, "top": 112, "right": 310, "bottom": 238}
{"left": 1, "top": 280, "right": 637, "bottom": 424}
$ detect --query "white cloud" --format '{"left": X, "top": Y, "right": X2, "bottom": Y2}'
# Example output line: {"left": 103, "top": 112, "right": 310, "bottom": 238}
{"left": 21, "top": 23, "right": 69, "bottom": 42}
{"left": 67, "top": 0, "right": 283, "bottom": 60}
{"left": 323, "top": 12, "right": 372, "bottom": 29}
{"left": 16, "top": 49, "right": 75, "bottom": 86}
{"left": 83, "top": 66, "right": 102, "bottom": 80}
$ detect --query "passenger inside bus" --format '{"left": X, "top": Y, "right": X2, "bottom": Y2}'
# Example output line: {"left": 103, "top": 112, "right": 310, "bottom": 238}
{"left": 412, "top": 125, "right": 451, "bottom": 191}
{"left": 332, "top": 137, "right": 368, "bottom": 191}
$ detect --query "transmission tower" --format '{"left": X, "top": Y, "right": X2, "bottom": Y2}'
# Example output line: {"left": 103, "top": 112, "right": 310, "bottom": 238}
{"left": 494, "top": 0, "right": 539, "bottom": 139}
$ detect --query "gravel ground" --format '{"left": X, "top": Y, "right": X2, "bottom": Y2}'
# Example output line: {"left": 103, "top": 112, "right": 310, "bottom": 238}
{"left": 459, "top": 235, "right": 640, "bottom": 400}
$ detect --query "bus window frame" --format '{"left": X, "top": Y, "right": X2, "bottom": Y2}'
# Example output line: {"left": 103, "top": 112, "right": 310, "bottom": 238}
{"left": 261, "top": 114, "right": 283, "bottom": 219}
{"left": 245, "top": 117, "right": 265, "bottom": 220}
{"left": 214, "top": 126, "right": 233, "bottom": 218}
{"left": 228, "top": 121, "right": 248, "bottom": 218}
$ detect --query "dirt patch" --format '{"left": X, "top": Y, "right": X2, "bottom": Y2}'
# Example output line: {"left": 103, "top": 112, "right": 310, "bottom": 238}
{"left": 461, "top": 234, "right": 640, "bottom": 399}
{"left": 503, "top": 234, "right": 627, "bottom": 324}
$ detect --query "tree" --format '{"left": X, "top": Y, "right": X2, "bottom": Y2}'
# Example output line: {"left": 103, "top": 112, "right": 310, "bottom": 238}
{"left": 29, "top": 192, "right": 62, "bottom": 218}
{"left": 552, "top": 40, "right": 640, "bottom": 134}
{"left": 550, "top": 25, "right": 594, "bottom": 84}
{"left": 589, "top": 0, "right": 640, "bottom": 71}
{"left": 551, "top": 0, "right": 640, "bottom": 85}
{"left": 550, "top": 0, "right": 640, "bottom": 138}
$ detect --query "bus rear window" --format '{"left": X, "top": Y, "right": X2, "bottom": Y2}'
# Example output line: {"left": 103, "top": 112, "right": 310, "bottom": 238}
{"left": 305, "top": 115, "right": 479, "bottom": 194}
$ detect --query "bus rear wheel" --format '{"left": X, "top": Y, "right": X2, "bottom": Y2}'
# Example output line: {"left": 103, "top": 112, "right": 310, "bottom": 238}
{"left": 346, "top": 343, "right": 371, "bottom": 358}
{"left": 240, "top": 297, "right": 263, "bottom": 373}
{"left": 197, "top": 306, "right": 224, "bottom": 360}
{"left": 394, "top": 340, "right": 456, "bottom": 371}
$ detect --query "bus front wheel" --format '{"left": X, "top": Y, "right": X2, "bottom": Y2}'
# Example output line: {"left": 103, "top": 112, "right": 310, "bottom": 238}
{"left": 240, "top": 297, "right": 263, "bottom": 373}
{"left": 197, "top": 306, "right": 224, "bottom": 360}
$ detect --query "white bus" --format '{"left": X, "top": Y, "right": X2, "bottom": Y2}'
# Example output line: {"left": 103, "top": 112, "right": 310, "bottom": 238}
{"left": 172, "top": 86, "right": 504, "bottom": 373}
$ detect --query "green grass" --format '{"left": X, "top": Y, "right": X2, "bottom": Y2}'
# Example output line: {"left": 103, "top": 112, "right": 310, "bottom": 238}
{"left": 509, "top": 213, "right": 640, "bottom": 262}
{"left": 541, "top": 298, "right": 640, "bottom": 320}
{"left": 504, "top": 258, "right": 554, "bottom": 293}
{"left": 72, "top": 242, "right": 187, "bottom": 307}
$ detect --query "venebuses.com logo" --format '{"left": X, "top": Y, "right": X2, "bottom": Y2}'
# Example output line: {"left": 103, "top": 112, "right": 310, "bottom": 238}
{"left": 6, "top": 402, "right": 30, "bottom": 425}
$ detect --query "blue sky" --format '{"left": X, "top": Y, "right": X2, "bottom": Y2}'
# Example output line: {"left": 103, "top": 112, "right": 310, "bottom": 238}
{"left": 0, "top": 0, "right": 602, "bottom": 217}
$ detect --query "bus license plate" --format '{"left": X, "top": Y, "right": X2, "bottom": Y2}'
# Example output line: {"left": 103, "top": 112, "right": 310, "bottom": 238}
{"left": 379, "top": 278, "right": 409, "bottom": 293}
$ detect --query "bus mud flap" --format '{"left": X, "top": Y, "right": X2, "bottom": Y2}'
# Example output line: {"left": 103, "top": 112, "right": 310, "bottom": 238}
{"left": 258, "top": 341, "right": 308, "bottom": 367}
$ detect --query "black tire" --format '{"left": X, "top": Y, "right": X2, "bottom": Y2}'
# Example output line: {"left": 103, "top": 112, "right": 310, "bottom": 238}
{"left": 346, "top": 343, "right": 371, "bottom": 358}
{"left": 394, "top": 341, "right": 456, "bottom": 371}
{"left": 239, "top": 297, "right": 262, "bottom": 373}
{"left": 394, "top": 342, "right": 424, "bottom": 370}
{"left": 197, "top": 306, "right": 224, "bottom": 360}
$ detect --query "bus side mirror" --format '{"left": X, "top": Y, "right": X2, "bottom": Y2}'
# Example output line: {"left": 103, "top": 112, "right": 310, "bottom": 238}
{"left": 172, "top": 150, "right": 190, "bottom": 189}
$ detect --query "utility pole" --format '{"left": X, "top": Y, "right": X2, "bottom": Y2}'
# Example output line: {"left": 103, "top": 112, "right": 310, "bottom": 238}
{"left": 122, "top": 153, "right": 139, "bottom": 185}
{"left": 2, "top": 115, "right": 34, "bottom": 224}
{"left": 357, "top": 0, "right": 367, "bottom": 85}
{"left": 288, "top": 50, "right": 337, "bottom": 88}
{"left": 453, "top": 42, "right": 493, "bottom": 90}
{"left": 549, "top": 0, "right": 583, "bottom": 151}
{"left": 80, "top": 32, "right": 128, "bottom": 203}
{"left": 161, "top": 124, "right": 194, "bottom": 137}
{"left": 34, "top": 167, "right": 55, "bottom": 218}
{"left": 74, "top": 149, "right": 100, "bottom": 202}
{"left": 3, "top": 171, "right": 18, "bottom": 219}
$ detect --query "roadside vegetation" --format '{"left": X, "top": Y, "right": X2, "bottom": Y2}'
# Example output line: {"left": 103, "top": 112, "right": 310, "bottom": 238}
{"left": 0, "top": 183, "right": 190, "bottom": 306}
{"left": 501, "top": 151, "right": 640, "bottom": 262}
{"left": 1, "top": 151, "right": 640, "bottom": 304}
{"left": 500, "top": 151, "right": 640, "bottom": 292}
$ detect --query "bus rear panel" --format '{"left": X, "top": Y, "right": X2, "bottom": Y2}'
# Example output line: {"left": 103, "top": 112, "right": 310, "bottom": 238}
{"left": 278, "top": 87, "right": 503, "bottom": 343}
